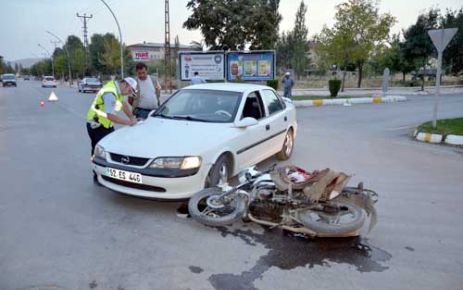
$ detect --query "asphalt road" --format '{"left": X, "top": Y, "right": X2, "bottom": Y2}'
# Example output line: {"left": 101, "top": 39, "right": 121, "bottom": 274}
{"left": 1, "top": 80, "right": 462, "bottom": 290}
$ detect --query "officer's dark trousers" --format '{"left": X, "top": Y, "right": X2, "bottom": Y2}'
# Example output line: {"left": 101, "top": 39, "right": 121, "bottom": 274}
{"left": 86, "top": 123, "right": 114, "bottom": 156}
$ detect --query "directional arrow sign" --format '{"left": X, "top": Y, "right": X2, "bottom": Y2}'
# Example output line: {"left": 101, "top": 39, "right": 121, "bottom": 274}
{"left": 427, "top": 28, "right": 458, "bottom": 128}
{"left": 428, "top": 28, "right": 458, "bottom": 53}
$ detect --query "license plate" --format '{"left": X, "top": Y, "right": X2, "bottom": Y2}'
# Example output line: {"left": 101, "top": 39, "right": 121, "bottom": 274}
{"left": 105, "top": 168, "right": 143, "bottom": 184}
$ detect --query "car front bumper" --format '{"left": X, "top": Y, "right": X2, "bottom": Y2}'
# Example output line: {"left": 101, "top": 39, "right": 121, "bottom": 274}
{"left": 93, "top": 162, "right": 209, "bottom": 200}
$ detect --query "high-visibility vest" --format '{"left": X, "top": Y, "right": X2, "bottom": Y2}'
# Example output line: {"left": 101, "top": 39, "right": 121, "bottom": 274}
{"left": 86, "top": 80, "right": 124, "bottom": 128}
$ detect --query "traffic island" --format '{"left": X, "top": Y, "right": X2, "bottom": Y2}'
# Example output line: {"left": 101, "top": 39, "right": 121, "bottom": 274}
{"left": 293, "top": 95, "right": 407, "bottom": 107}
{"left": 414, "top": 118, "right": 463, "bottom": 145}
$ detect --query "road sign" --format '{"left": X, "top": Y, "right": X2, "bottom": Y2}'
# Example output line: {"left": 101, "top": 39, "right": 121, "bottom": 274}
{"left": 428, "top": 28, "right": 458, "bottom": 53}
{"left": 427, "top": 28, "right": 458, "bottom": 128}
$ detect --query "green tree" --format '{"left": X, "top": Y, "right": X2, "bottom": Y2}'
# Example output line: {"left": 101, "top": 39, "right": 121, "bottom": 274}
{"left": 276, "top": 31, "right": 293, "bottom": 70}
{"left": 441, "top": 8, "right": 463, "bottom": 75}
{"left": 30, "top": 59, "right": 52, "bottom": 76}
{"left": 100, "top": 37, "right": 121, "bottom": 75}
{"left": 291, "top": 1, "right": 309, "bottom": 79}
{"left": 52, "top": 47, "right": 68, "bottom": 79}
{"left": 316, "top": 0, "right": 396, "bottom": 88}
{"left": 377, "top": 34, "right": 414, "bottom": 81}
{"left": 183, "top": 0, "right": 281, "bottom": 50}
{"left": 402, "top": 8, "right": 439, "bottom": 90}
{"left": 89, "top": 33, "right": 130, "bottom": 77}
{"left": 65, "top": 35, "right": 86, "bottom": 78}
{"left": 248, "top": 0, "right": 282, "bottom": 49}
{"left": 276, "top": 1, "right": 309, "bottom": 79}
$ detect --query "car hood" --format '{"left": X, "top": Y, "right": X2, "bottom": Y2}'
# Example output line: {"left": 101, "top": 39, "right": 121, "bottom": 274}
{"left": 99, "top": 117, "right": 234, "bottom": 158}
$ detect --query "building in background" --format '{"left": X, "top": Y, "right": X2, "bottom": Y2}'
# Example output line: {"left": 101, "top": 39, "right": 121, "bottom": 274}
{"left": 127, "top": 42, "right": 197, "bottom": 62}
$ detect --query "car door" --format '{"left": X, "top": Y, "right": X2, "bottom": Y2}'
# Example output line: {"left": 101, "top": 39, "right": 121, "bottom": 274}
{"left": 260, "top": 89, "right": 288, "bottom": 155}
{"left": 234, "top": 91, "right": 270, "bottom": 169}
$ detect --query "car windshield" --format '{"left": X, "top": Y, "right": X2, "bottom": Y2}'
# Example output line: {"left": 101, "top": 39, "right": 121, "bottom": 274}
{"left": 86, "top": 78, "right": 100, "bottom": 83}
{"left": 3, "top": 74, "right": 15, "bottom": 80}
{"left": 45, "top": 77, "right": 54, "bottom": 81}
{"left": 153, "top": 89, "right": 241, "bottom": 123}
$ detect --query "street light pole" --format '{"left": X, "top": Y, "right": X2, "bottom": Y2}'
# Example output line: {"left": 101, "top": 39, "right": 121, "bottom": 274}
{"left": 38, "top": 43, "right": 54, "bottom": 76}
{"left": 99, "top": 0, "right": 124, "bottom": 78}
{"left": 46, "top": 30, "right": 73, "bottom": 86}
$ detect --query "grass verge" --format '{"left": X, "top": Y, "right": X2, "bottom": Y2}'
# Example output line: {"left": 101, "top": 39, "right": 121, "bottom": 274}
{"left": 417, "top": 118, "right": 463, "bottom": 135}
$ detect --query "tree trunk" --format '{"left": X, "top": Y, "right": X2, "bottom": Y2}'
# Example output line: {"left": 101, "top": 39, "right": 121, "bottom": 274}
{"left": 357, "top": 62, "right": 363, "bottom": 88}
{"left": 341, "top": 69, "right": 346, "bottom": 92}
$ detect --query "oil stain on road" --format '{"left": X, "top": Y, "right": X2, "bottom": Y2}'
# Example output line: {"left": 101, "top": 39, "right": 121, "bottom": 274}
{"left": 209, "top": 226, "right": 391, "bottom": 290}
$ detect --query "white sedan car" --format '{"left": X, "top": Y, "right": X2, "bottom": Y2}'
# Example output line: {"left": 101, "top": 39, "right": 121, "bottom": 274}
{"left": 93, "top": 83, "right": 297, "bottom": 199}
{"left": 41, "top": 76, "right": 57, "bottom": 88}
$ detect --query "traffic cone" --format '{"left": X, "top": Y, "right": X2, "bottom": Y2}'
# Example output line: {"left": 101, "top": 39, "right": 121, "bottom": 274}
{"left": 48, "top": 91, "right": 59, "bottom": 102}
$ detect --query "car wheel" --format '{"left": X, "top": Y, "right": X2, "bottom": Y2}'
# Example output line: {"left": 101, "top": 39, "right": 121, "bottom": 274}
{"left": 276, "top": 129, "right": 294, "bottom": 160}
{"left": 206, "top": 154, "right": 232, "bottom": 188}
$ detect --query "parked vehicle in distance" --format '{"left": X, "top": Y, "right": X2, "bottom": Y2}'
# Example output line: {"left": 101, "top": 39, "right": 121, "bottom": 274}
{"left": 1, "top": 74, "right": 17, "bottom": 87}
{"left": 42, "top": 76, "right": 57, "bottom": 88}
{"left": 23, "top": 75, "right": 30, "bottom": 80}
{"left": 78, "top": 77, "right": 102, "bottom": 93}
{"left": 92, "top": 83, "right": 297, "bottom": 200}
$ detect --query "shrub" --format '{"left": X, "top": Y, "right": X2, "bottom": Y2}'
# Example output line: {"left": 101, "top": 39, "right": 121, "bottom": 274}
{"left": 328, "top": 79, "right": 342, "bottom": 97}
{"left": 266, "top": 79, "right": 279, "bottom": 90}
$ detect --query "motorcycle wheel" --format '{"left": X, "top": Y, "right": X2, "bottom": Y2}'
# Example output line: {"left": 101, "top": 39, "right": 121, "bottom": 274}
{"left": 296, "top": 199, "right": 365, "bottom": 236}
{"left": 188, "top": 187, "right": 247, "bottom": 227}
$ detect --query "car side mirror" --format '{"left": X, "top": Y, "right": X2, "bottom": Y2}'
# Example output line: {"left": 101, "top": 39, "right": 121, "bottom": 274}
{"left": 235, "top": 117, "right": 258, "bottom": 128}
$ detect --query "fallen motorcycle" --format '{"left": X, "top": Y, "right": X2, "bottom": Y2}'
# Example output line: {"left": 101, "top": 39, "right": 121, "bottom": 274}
{"left": 188, "top": 165, "right": 378, "bottom": 237}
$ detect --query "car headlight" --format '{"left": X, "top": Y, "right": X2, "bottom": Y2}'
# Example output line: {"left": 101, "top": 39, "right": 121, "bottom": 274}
{"left": 94, "top": 145, "right": 106, "bottom": 160}
{"left": 150, "top": 156, "right": 201, "bottom": 170}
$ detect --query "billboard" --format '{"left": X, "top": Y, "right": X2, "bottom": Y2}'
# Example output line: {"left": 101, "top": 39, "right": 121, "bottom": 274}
{"left": 226, "top": 51, "right": 275, "bottom": 81}
{"left": 179, "top": 52, "right": 225, "bottom": 81}
{"left": 133, "top": 51, "right": 151, "bottom": 61}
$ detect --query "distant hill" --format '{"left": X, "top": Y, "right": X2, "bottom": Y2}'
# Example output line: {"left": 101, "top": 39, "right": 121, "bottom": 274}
{"left": 9, "top": 57, "right": 45, "bottom": 68}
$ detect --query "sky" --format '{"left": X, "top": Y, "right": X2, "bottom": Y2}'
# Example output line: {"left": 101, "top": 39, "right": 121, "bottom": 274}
{"left": 0, "top": 0, "right": 462, "bottom": 61}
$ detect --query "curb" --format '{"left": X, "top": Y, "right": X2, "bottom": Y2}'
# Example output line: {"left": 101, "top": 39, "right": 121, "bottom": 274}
{"left": 444, "top": 135, "right": 463, "bottom": 145}
{"left": 413, "top": 130, "right": 463, "bottom": 145}
{"left": 293, "top": 95, "right": 407, "bottom": 108}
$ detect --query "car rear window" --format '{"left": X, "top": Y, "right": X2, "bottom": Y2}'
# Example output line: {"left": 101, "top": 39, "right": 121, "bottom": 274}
{"left": 3, "top": 74, "right": 15, "bottom": 80}
{"left": 86, "top": 78, "right": 99, "bottom": 83}
{"left": 45, "top": 77, "right": 54, "bottom": 81}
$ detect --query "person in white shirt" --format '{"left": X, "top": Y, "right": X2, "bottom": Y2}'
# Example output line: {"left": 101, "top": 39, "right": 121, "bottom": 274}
{"left": 190, "top": 71, "right": 206, "bottom": 85}
{"left": 129, "top": 62, "right": 162, "bottom": 119}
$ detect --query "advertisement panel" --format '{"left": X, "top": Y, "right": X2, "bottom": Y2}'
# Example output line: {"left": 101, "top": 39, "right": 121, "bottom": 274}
{"left": 179, "top": 52, "right": 225, "bottom": 81}
{"left": 133, "top": 51, "right": 150, "bottom": 61}
{"left": 226, "top": 51, "right": 275, "bottom": 81}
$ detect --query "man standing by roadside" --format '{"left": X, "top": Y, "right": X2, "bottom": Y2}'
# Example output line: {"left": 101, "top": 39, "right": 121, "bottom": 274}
{"left": 190, "top": 71, "right": 206, "bottom": 85}
{"left": 129, "top": 62, "right": 162, "bottom": 119}
{"left": 282, "top": 72, "right": 294, "bottom": 98}
{"left": 86, "top": 77, "right": 138, "bottom": 182}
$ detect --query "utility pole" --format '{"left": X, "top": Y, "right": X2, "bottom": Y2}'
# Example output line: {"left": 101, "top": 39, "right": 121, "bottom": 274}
{"left": 76, "top": 13, "right": 93, "bottom": 74}
{"left": 164, "top": 0, "right": 172, "bottom": 93}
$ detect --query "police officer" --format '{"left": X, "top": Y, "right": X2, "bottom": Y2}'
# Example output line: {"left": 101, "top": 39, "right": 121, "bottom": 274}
{"left": 86, "top": 77, "right": 138, "bottom": 167}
